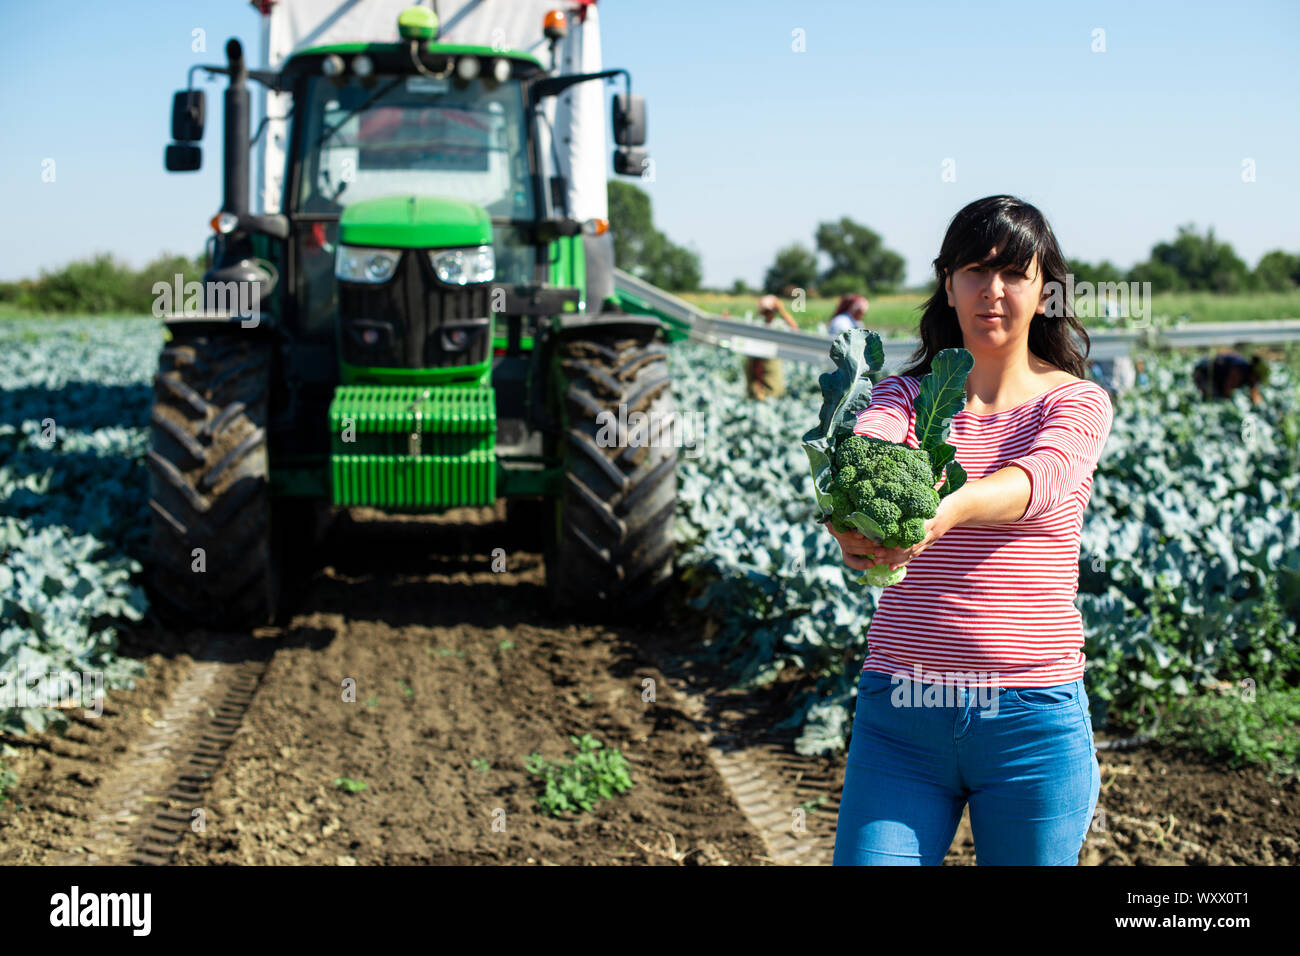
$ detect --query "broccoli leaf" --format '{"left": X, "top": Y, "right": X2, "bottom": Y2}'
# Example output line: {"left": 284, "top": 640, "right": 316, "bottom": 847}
{"left": 843, "top": 510, "right": 885, "bottom": 541}
{"left": 805, "top": 443, "right": 836, "bottom": 520}
{"left": 928, "top": 441, "right": 956, "bottom": 478}
{"left": 938, "top": 459, "right": 968, "bottom": 497}
{"left": 802, "top": 329, "right": 884, "bottom": 446}
{"left": 927, "top": 441, "right": 969, "bottom": 497}
{"left": 801, "top": 329, "right": 884, "bottom": 521}
{"left": 913, "top": 348, "right": 973, "bottom": 493}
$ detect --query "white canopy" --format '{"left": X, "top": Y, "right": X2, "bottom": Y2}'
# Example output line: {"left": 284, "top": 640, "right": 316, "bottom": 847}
{"left": 252, "top": 0, "right": 609, "bottom": 221}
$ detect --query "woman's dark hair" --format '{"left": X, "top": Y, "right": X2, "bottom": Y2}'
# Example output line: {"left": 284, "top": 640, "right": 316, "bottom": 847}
{"left": 897, "top": 195, "right": 1090, "bottom": 379}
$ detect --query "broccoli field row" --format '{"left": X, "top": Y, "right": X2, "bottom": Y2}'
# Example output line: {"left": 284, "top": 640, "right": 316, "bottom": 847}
{"left": 0, "top": 320, "right": 157, "bottom": 735}
{"left": 2, "top": 318, "right": 1298, "bottom": 773}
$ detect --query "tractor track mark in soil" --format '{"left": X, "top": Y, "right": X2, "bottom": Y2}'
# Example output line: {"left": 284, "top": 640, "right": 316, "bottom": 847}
{"left": 643, "top": 654, "right": 839, "bottom": 866}
{"left": 129, "top": 640, "right": 270, "bottom": 865}
{"left": 41, "top": 635, "right": 270, "bottom": 866}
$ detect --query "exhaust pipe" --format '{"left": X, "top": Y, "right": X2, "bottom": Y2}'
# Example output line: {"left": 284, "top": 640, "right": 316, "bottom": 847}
{"left": 222, "top": 38, "right": 249, "bottom": 217}
{"left": 205, "top": 36, "right": 277, "bottom": 322}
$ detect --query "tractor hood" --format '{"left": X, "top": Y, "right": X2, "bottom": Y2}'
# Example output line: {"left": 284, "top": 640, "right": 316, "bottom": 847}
{"left": 338, "top": 195, "right": 493, "bottom": 249}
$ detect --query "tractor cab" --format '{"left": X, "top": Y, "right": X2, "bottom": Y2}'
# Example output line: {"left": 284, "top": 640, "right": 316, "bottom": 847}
{"left": 283, "top": 39, "right": 557, "bottom": 367}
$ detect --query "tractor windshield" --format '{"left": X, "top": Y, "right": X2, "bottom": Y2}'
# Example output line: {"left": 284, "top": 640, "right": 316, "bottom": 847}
{"left": 295, "top": 73, "right": 536, "bottom": 220}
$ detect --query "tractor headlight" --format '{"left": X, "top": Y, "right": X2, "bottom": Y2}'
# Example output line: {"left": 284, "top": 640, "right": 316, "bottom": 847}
{"left": 336, "top": 245, "right": 401, "bottom": 283}
{"left": 429, "top": 245, "right": 495, "bottom": 285}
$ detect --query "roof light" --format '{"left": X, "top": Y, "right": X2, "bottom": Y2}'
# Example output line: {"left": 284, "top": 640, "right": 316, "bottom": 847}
{"left": 543, "top": 9, "right": 567, "bottom": 40}
{"left": 398, "top": 5, "right": 439, "bottom": 41}
{"left": 321, "top": 54, "right": 345, "bottom": 77}
{"left": 352, "top": 54, "right": 374, "bottom": 77}
{"left": 456, "top": 56, "right": 480, "bottom": 81}
{"left": 492, "top": 57, "right": 511, "bottom": 84}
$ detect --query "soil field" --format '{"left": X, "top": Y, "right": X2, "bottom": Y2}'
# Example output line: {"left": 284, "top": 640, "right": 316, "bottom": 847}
{"left": 1, "top": 506, "right": 1296, "bottom": 866}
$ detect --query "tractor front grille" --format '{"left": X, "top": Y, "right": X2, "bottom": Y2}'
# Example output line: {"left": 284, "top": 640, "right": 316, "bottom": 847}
{"left": 337, "top": 249, "right": 492, "bottom": 370}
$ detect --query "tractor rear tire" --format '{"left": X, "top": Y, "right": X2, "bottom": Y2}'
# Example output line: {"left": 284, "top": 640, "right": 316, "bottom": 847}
{"left": 545, "top": 329, "right": 677, "bottom": 616}
{"left": 146, "top": 330, "right": 278, "bottom": 629}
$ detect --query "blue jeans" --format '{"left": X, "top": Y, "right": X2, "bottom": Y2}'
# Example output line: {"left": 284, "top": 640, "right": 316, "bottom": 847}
{"left": 832, "top": 670, "right": 1100, "bottom": 865}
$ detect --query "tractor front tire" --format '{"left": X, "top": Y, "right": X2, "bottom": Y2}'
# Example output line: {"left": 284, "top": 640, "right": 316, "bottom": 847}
{"left": 546, "top": 329, "right": 677, "bottom": 616}
{"left": 146, "top": 330, "right": 278, "bottom": 629}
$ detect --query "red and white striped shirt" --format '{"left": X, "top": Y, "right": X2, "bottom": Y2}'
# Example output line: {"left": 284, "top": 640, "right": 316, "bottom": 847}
{"left": 853, "top": 373, "right": 1114, "bottom": 688}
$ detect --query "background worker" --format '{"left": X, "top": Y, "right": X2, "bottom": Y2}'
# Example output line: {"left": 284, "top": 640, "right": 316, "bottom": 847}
{"left": 828, "top": 293, "right": 869, "bottom": 338}
{"left": 745, "top": 293, "right": 799, "bottom": 400}
{"left": 1193, "top": 351, "right": 1267, "bottom": 404}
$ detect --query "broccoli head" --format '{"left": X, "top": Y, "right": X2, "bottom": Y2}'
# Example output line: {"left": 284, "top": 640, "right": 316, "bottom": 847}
{"left": 829, "top": 486, "right": 854, "bottom": 532}
{"left": 833, "top": 435, "right": 873, "bottom": 472}
{"left": 829, "top": 435, "right": 941, "bottom": 551}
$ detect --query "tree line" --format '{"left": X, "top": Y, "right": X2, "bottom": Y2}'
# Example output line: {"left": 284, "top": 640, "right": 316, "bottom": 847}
{"left": 0, "top": 253, "right": 204, "bottom": 315}
{"left": 1069, "top": 224, "right": 1300, "bottom": 294}
{"left": 756, "top": 221, "right": 1300, "bottom": 298}
{"left": 608, "top": 182, "right": 1300, "bottom": 298}
{"left": 3, "top": 197, "right": 1297, "bottom": 313}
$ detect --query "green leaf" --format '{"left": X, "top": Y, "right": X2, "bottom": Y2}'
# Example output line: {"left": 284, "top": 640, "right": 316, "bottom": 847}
{"left": 801, "top": 440, "right": 836, "bottom": 520}
{"left": 803, "top": 328, "right": 884, "bottom": 446}
{"left": 914, "top": 348, "right": 973, "bottom": 454}
{"left": 843, "top": 510, "right": 885, "bottom": 541}
{"left": 938, "top": 458, "right": 968, "bottom": 497}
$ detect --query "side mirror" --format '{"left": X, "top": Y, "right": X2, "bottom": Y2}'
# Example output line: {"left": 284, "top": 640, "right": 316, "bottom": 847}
{"left": 171, "top": 90, "right": 206, "bottom": 142}
{"left": 612, "top": 93, "right": 645, "bottom": 146}
{"left": 165, "top": 144, "right": 202, "bottom": 172}
{"left": 612, "top": 146, "right": 648, "bottom": 177}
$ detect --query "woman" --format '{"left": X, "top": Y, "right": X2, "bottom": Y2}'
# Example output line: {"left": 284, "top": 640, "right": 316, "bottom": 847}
{"left": 828, "top": 293, "right": 869, "bottom": 338}
{"left": 826, "top": 195, "right": 1113, "bottom": 866}
{"left": 744, "top": 294, "right": 800, "bottom": 400}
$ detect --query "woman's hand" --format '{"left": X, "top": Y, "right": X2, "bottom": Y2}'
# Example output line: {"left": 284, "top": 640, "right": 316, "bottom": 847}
{"left": 875, "top": 493, "right": 961, "bottom": 569}
{"left": 871, "top": 516, "right": 944, "bottom": 570}
{"left": 822, "top": 522, "right": 880, "bottom": 572}
{"left": 823, "top": 493, "right": 960, "bottom": 572}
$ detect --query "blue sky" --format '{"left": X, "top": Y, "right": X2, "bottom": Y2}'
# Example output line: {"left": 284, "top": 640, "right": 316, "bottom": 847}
{"left": 1, "top": 0, "right": 1296, "bottom": 287}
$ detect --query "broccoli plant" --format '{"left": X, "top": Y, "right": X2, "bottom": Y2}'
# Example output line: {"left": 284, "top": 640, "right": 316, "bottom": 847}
{"left": 802, "top": 329, "right": 973, "bottom": 587}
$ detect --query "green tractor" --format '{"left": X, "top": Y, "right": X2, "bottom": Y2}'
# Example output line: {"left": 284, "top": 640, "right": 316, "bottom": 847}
{"left": 151, "top": 6, "right": 682, "bottom": 628}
